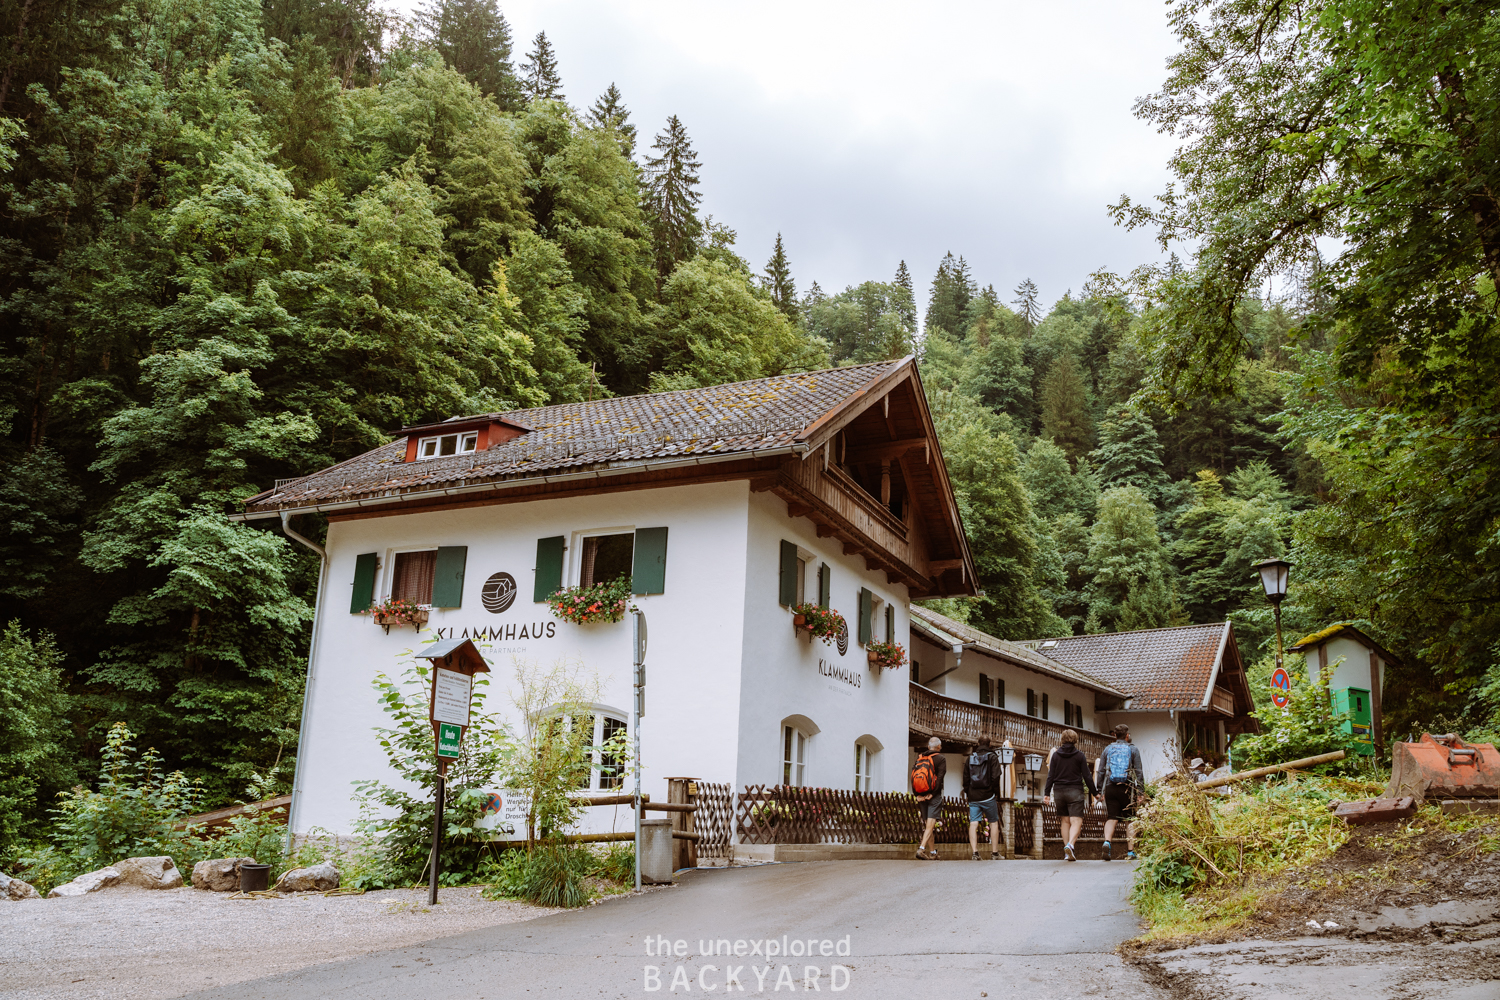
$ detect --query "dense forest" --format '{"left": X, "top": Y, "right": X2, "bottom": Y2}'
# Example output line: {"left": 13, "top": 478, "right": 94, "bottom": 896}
{"left": 1, "top": 0, "right": 1497, "bottom": 852}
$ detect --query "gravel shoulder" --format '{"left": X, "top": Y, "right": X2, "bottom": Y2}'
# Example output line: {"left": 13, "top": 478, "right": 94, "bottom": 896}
{"left": 0, "top": 885, "right": 561, "bottom": 1000}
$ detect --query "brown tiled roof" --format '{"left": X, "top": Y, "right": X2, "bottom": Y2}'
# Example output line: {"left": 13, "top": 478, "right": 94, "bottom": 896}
{"left": 245, "top": 361, "right": 901, "bottom": 515}
{"left": 1021, "top": 624, "right": 1233, "bottom": 712}
{"left": 909, "top": 606, "right": 1127, "bottom": 698}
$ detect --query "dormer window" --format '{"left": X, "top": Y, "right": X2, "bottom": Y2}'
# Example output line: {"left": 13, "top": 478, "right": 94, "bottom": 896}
{"left": 416, "top": 432, "right": 479, "bottom": 460}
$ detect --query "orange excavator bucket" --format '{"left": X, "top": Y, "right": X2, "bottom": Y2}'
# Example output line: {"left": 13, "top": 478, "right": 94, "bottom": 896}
{"left": 1386, "top": 733, "right": 1500, "bottom": 802}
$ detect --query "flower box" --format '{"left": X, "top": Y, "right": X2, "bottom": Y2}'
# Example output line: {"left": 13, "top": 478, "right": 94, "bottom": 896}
{"left": 791, "top": 603, "right": 845, "bottom": 645}
{"left": 369, "top": 598, "right": 428, "bottom": 633}
{"left": 547, "top": 576, "right": 634, "bottom": 625}
{"left": 865, "top": 640, "right": 906, "bottom": 670}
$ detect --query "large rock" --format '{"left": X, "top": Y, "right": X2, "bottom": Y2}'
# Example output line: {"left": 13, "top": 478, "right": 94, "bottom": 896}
{"left": 48, "top": 866, "right": 122, "bottom": 897}
{"left": 1, "top": 872, "right": 41, "bottom": 900}
{"left": 192, "top": 857, "right": 256, "bottom": 892}
{"left": 275, "top": 861, "right": 339, "bottom": 892}
{"left": 114, "top": 856, "right": 183, "bottom": 890}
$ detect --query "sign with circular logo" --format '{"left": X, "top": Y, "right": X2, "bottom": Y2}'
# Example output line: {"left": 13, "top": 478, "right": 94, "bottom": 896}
{"left": 481, "top": 572, "right": 517, "bottom": 614}
{"left": 836, "top": 618, "right": 849, "bottom": 656}
{"left": 1270, "top": 667, "right": 1291, "bottom": 708}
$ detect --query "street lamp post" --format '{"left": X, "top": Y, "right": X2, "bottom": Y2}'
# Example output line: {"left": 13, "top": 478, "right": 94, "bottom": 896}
{"left": 1253, "top": 557, "right": 1292, "bottom": 674}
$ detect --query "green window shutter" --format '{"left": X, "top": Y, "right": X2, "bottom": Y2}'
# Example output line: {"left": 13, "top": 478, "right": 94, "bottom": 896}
{"left": 534, "top": 536, "right": 565, "bottom": 602}
{"left": 996, "top": 677, "right": 1005, "bottom": 708}
{"left": 1027, "top": 689, "right": 1036, "bottom": 717}
{"left": 350, "top": 552, "right": 378, "bottom": 613}
{"left": 818, "top": 563, "right": 831, "bottom": 608}
{"left": 884, "top": 604, "right": 894, "bottom": 643}
{"left": 778, "top": 540, "right": 799, "bottom": 606}
{"left": 858, "top": 588, "right": 873, "bottom": 645}
{"left": 632, "top": 527, "right": 669, "bottom": 595}
{"left": 979, "top": 673, "right": 991, "bottom": 706}
{"left": 432, "top": 546, "right": 468, "bottom": 607}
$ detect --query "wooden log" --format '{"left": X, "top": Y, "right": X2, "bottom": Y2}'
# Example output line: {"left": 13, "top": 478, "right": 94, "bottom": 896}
{"left": 1195, "top": 750, "right": 1347, "bottom": 790}
{"left": 642, "top": 802, "right": 697, "bottom": 814}
{"left": 579, "top": 793, "right": 649, "bottom": 806}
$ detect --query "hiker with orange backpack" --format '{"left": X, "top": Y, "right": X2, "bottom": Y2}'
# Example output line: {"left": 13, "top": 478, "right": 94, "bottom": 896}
{"left": 911, "top": 736, "right": 946, "bottom": 860}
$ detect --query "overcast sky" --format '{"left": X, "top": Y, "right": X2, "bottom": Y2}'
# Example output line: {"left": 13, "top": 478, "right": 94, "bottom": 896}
{"left": 400, "top": 1, "right": 1184, "bottom": 314}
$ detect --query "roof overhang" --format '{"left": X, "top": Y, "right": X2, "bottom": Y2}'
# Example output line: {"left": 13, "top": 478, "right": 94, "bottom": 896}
{"left": 232, "top": 445, "right": 805, "bottom": 521}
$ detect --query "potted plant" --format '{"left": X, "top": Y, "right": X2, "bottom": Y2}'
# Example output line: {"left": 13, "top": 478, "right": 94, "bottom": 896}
{"left": 790, "top": 603, "right": 846, "bottom": 645}
{"left": 369, "top": 597, "right": 428, "bottom": 633}
{"left": 865, "top": 639, "right": 906, "bottom": 670}
{"left": 546, "top": 576, "right": 634, "bottom": 625}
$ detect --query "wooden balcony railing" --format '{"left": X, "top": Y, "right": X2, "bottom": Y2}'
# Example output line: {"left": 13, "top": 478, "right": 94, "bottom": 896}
{"left": 909, "top": 683, "right": 1113, "bottom": 760}
{"left": 1210, "top": 686, "right": 1235, "bottom": 715}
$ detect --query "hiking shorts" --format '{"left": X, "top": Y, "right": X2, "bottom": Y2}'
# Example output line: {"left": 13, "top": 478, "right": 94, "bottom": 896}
{"left": 1104, "top": 781, "right": 1137, "bottom": 821}
{"left": 920, "top": 795, "right": 944, "bottom": 820}
{"left": 968, "top": 796, "right": 999, "bottom": 823}
{"left": 1052, "top": 784, "right": 1088, "bottom": 818}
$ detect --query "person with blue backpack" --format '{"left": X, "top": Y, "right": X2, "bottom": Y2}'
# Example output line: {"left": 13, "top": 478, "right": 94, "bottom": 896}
{"left": 1094, "top": 724, "right": 1144, "bottom": 861}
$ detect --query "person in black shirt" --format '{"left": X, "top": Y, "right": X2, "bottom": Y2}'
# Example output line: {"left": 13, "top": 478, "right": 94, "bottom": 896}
{"left": 963, "top": 736, "right": 1003, "bottom": 860}
{"left": 1043, "top": 729, "right": 1098, "bottom": 862}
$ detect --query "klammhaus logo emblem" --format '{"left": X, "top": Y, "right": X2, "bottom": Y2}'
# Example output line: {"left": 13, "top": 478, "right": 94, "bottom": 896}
{"left": 482, "top": 572, "right": 517, "bottom": 614}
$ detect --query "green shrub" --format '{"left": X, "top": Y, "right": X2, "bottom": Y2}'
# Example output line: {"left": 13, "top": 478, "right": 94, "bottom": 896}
{"left": 15, "top": 722, "right": 207, "bottom": 892}
{"left": 481, "top": 842, "right": 591, "bottom": 907}
{"left": 349, "top": 664, "right": 510, "bottom": 888}
{"left": 592, "top": 843, "right": 635, "bottom": 885}
{"left": 0, "top": 621, "right": 76, "bottom": 861}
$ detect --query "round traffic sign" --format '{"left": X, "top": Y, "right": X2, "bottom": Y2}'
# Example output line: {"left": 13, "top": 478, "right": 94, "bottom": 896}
{"left": 1270, "top": 667, "right": 1291, "bottom": 708}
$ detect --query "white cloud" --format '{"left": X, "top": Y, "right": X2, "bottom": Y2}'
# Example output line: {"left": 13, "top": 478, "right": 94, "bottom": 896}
{"left": 394, "top": 0, "right": 1182, "bottom": 309}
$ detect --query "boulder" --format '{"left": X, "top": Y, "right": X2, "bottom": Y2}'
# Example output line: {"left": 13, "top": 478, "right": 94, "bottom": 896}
{"left": 1, "top": 872, "right": 41, "bottom": 900}
{"left": 192, "top": 857, "right": 256, "bottom": 892}
{"left": 114, "top": 856, "right": 183, "bottom": 890}
{"left": 48, "top": 866, "right": 122, "bottom": 897}
{"left": 275, "top": 861, "right": 339, "bottom": 892}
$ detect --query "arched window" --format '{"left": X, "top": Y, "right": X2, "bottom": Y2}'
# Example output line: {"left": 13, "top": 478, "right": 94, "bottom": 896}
{"left": 854, "top": 736, "right": 883, "bottom": 792}
{"left": 779, "top": 715, "right": 820, "bottom": 787}
{"left": 552, "top": 705, "right": 629, "bottom": 791}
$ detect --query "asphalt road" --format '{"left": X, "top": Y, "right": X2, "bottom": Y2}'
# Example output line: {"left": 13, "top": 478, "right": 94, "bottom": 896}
{"left": 178, "top": 859, "right": 1157, "bottom": 1000}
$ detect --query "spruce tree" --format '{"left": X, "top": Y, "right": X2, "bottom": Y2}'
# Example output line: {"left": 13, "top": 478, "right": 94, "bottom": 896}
{"left": 1082, "top": 486, "right": 1176, "bottom": 633}
{"left": 642, "top": 115, "right": 703, "bottom": 280}
{"left": 1012, "top": 277, "right": 1041, "bottom": 331}
{"left": 415, "top": 0, "right": 522, "bottom": 108}
{"left": 587, "top": 83, "right": 636, "bottom": 157}
{"left": 519, "top": 30, "right": 563, "bottom": 102}
{"left": 894, "top": 260, "right": 917, "bottom": 333}
{"left": 762, "top": 234, "right": 797, "bottom": 322}
{"left": 1040, "top": 353, "right": 1094, "bottom": 462}
{"left": 1090, "top": 408, "right": 1169, "bottom": 504}
{"left": 925, "top": 252, "right": 961, "bottom": 335}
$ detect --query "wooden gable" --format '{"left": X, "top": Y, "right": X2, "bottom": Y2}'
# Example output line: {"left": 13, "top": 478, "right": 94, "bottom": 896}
{"left": 752, "top": 359, "right": 977, "bottom": 598}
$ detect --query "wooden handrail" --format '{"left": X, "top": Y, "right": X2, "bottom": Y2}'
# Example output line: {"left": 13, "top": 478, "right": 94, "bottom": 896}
{"left": 909, "top": 683, "right": 1114, "bottom": 759}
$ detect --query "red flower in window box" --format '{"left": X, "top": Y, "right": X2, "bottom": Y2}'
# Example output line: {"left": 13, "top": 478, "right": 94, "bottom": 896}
{"left": 791, "top": 603, "right": 845, "bottom": 645}
{"left": 547, "top": 576, "right": 635, "bottom": 625}
{"left": 865, "top": 640, "right": 906, "bottom": 670}
{"left": 368, "top": 597, "right": 429, "bottom": 633}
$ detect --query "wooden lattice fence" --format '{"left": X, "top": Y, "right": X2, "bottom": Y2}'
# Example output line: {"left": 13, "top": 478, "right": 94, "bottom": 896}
{"left": 694, "top": 781, "right": 734, "bottom": 860}
{"left": 735, "top": 785, "right": 985, "bottom": 845}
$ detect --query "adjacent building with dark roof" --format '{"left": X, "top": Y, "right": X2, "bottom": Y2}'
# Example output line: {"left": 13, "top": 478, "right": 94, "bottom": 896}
{"left": 1018, "top": 623, "right": 1258, "bottom": 781}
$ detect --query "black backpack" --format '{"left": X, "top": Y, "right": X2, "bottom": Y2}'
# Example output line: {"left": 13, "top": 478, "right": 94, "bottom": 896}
{"left": 966, "top": 750, "right": 996, "bottom": 790}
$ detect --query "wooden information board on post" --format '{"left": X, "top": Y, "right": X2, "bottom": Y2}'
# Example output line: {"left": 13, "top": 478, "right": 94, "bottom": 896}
{"left": 415, "top": 638, "right": 490, "bottom": 904}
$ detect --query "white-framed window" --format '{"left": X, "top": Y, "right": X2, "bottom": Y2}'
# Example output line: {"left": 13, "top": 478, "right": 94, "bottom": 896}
{"left": 854, "top": 740, "right": 878, "bottom": 792}
{"left": 782, "top": 725, "right": 808, "bottom": 787}
{"left": 553, "top": 711, "right": 629, "bottom": 791}
{"left": 415, "top": 431, "right": 479, "bottom": 460}
{"left": 795, "top": 545, "right": 815, "bottom": 606}
{"left": 388, "top": 547, "right": 437, "bottom": 605}
{"left": 574, "top": 529, "right": 634, "bottom": 588}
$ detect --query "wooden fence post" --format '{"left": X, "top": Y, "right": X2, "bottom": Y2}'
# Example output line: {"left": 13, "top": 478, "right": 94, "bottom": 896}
{"left": 1001, "top": 801, "right": 1014, "bottom": 858}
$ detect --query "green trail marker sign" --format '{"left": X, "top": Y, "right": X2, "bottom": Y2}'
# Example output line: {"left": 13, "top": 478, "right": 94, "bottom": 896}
{"left": 437, "top": 723, "right": 463, "bottom": 758}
